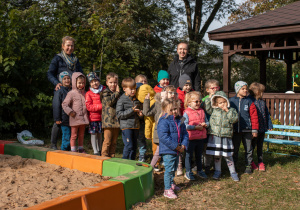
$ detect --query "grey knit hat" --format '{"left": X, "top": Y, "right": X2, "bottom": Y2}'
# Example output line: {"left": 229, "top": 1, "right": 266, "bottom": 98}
{"left": 234, "top": 81, "right": 248, "bottom": 94}
{"left": 179, "top": 74, "right": 192, "bottom": 89}
{"left": 58, "top": 71, "right": 70, "bottom": 83}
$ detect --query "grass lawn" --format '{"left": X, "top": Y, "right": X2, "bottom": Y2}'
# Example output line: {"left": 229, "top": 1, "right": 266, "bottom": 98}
{"left": 2, "top": 131, "right": 299, "bottom": 209}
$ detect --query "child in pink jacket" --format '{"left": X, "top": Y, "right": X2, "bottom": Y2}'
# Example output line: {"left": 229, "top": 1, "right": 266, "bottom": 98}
{"left": 62, "top": 72, "right": 89, "bottom": 153}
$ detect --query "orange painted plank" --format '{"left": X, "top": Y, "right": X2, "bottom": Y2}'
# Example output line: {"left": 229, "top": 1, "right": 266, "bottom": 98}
{"left": 26, "top": 181, "right": 125, "bottom": 210}
{"left": 46, "top": 151, "right": 110, "bottom": 175}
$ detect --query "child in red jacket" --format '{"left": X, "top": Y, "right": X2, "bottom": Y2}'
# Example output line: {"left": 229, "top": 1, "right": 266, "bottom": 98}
{"left": 177, "top": 74, "right": 192, "bottom": 115}
{"left": 86, "top": 72, "right": 105, "bottom": 155}
{"left": 154, "top": 70, "right": 170, "bottom": 93}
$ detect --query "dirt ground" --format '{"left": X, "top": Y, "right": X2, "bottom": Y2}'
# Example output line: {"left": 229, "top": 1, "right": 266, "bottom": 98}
{"left": 0, "top": 155, "right": 110, "bottom": 209}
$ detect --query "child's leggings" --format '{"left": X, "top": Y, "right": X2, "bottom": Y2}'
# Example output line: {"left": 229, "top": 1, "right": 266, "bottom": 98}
{"left": 214, "top": 155, "right": 236, "bottom": 174}
{"left": 150, "top": 146, "right": 161, "bottom": 168}
{"left": 91, "top": 133, "right": 102, "bottom": 154}
{"left": 252, "top": 132, "right": 265, "bottom": 163}
{"left": 162, "top": 154, "right": 178, "bottom": 190}
{"left": 70, "top": 125, "right": 86, "bottom": 148}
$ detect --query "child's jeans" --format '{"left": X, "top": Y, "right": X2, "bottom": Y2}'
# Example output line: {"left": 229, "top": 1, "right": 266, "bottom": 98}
{"left": 138, "top": 123, "right": 147, "bottom": 159}
{"left": 252, "top": 132, "right": 265, "bottom": 163}
{"left": 70, "top": 125, "right": 85, "bottom": 148}
{"left": 162, "top": 154, "right": 178, "bottom": 190}
{"left": 122, "top": 129, "right": 139, "bottom": 160}
{"left": 233, "top": 132, "right": 253, "bottom": 166}
{"left": 102, "top": 128, "right": 120, "bottom": 157}
{"left": 61, "top": 125, "right": 71, "bottom": 151}
{"left": 185, "top": 139, "right": 204, "bottom": 175}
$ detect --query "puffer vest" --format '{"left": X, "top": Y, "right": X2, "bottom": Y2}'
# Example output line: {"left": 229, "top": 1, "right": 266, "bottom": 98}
{"left": 184, "top": 107, "right": 207, "bottom": 140}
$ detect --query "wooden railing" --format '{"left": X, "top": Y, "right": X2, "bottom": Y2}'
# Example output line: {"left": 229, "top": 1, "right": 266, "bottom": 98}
{"left": 228, "top": 92, "right": 300, "bottom": 125}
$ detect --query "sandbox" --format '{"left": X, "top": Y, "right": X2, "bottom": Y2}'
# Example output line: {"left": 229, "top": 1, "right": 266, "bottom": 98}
{"left": 0, "top": 141, "right": 154, "bottom": 210}
{"left": 0, "top": 155, "right": 110, "bottom": 209}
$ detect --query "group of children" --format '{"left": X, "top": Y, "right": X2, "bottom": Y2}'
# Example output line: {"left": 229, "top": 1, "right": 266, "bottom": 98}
{"left": 52, "top": 69, "right": 273, "bottom": 200}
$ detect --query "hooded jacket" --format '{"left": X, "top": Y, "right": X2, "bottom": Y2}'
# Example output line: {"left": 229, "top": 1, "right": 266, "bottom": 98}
{"left": 47, "top": 54, "right": 83, "bottom": 87}
{"left": 143, "top": 92, "right": 164, "bottom": 143}
{"left": 62, "top": 72, "right": 89, "bottom": 127}
{"left": 229, "top": 95, "right": 259, "bottom": 133}
{"left": 168, "top": 54, "right": 201, "bottom": 91}
{"left": 157, "top": 114, "right": 189, "bottom": 155}
{"left": 52, "top": 86, "right": 71, "bottom": 126}
{"left": 136, "top": 84, "right": 156, "bottom": 139}
{"left": 100, "top": 88, "right": 120, "bottom": 128}
{"left": 205, "top": 91, "right": 238, "bottom": 138}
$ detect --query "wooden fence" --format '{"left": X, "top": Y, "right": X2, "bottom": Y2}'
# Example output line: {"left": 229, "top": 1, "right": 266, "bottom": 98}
{"left": 228, "top": 92, "right": 300, "bottom": 125}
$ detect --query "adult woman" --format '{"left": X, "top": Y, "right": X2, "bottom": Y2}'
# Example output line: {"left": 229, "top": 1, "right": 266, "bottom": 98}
{"left": 47, "top": 36, "right": 83, "bottom": 91}
{"left": 47, "top": 36, "right": 83, "bottom": 149}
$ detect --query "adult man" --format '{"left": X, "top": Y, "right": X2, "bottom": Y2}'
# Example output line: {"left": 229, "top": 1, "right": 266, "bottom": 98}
{"left": 168, "top": 42, "right": 201, "bottom": 91}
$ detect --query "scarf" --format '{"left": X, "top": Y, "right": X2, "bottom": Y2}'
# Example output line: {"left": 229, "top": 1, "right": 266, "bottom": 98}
{"left": 90, "top": 85, "right": 103, "bottom": 94}
{"left": 59, "top": 50, "right": 78, "bottom": 71}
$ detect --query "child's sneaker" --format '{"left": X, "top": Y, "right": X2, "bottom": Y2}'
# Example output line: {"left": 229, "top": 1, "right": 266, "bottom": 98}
{"left": 171, "top": 184, "right": 180, "bottom": 191}
{"left": 78, "top": 148, "right": 86, "bottom": 153}
{"left": 212, "top": 170, "right": 221, "bottom": 180}
{"left": 244, "top": 165, "right": 253, "bottom": 174}
{"left": 94, "top": 152, "right": 100, "bottom": 156}
{"left": 51, "top": 144, "right": 58, "bottom": 150}
{"left": 197, "top": 170, "right": 208, "bottom": 179}
{"left": 258, "top": 162, "right": 266, "bottom": 171}
{"left": 251, "top": 161, "right": 258, "bottom": 170}
{"left": 184, "top": 172, "right": 196, "bottom": 181}
{"left": 153, "top": 165, "right": 161, "bottom": 172}
{"left": 230, "top": 172, "right": 240, "bottom": 182}
{"left": 164, "top": 189, "right": 177, "bottom": 199}
{"left": 176, "top": 168, "right": 183, "bottom": 176}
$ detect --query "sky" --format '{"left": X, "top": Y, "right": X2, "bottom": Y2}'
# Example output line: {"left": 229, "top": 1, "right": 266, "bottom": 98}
{"left": 204, "top": 0, "right": 246, "bottom": 49}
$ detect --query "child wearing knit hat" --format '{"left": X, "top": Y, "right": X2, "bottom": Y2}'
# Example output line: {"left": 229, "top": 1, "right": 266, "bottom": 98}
{"left": 52, "top": 71, "right": 72, "bottom": 150}
{"left": 153, "top": 70, "right": 170, "bottom": 93}
{"left": 177, "top": 74, "right": 192, "bottom": 115}
{"left": 229, "top": 81, "right": 259, "bottom": 174}
{"left": 85, "top": 72, "right": 105, "bottom": 155}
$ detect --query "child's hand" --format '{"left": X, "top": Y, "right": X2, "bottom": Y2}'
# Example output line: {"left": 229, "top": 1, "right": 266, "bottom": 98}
{"left": 70, "top": 111, "right": 76, "bottom": 117}
{"left": 200, "top": 122, "right": 207, "bottom": 127}
{"left": 56, "top": 121, "right": 62, "bottom": 125}
{"left": 195, "top": 125, "right": 203, "bottom": 130}
{"left": 269, "top": 129, "right": 273, "bottom": 131}
{"left": 145, "top": 93, "right": 150, "bottom": 100}
{"left": 179, "top": 145, "right": 185, "bottom": 153}
{"left": 175, "top": 145, "right": 181, "bottom": 151}
{"left": 116, "top": 85, "right": 120, "bottom": 92}
{"left": 138, "top": 110, "right": 143, "bottom": 116}
{"left": 221, "top": 106, "right": 229, "bottom": 112}
{"left": 252, "top": 132, "right": 258, "bottom": 138}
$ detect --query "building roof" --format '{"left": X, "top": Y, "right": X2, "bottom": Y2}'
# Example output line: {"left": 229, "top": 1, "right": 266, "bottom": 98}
{"left": 209, "top": 1, "right": 300, "bottom": 34}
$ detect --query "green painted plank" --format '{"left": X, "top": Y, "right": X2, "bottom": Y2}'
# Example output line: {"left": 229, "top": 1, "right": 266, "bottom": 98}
{"left": 4, "top": 143, "right": 53, "bottom": 161}
{"left": 103, "top": 158, "right": 154, "bottom": 209}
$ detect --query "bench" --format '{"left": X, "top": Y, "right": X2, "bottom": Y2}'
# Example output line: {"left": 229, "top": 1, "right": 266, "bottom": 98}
{"left": 265, "top": 125, "right": 300, "bottom": 157}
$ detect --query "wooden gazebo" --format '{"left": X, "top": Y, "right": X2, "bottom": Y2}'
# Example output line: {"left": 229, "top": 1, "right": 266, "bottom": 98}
{"left": 208, "top": 1, "right": 300, "bottom": 125}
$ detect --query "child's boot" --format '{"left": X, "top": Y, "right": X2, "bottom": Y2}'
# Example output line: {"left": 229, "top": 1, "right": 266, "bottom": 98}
{"left": 258, "top": 162, "right": 266, "bottom": 171}
{"left": 251, "top": 161, "right": 258, "bottom": 170}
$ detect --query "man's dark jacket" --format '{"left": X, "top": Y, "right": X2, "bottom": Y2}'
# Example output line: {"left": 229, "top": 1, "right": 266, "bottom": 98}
{"left": 167, "top": 54, "right": 201, "bottom": 91}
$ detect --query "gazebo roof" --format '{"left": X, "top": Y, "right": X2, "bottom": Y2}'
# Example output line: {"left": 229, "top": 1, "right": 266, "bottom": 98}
{"left": 209, "top": 1, "right": 300, "bottom": 40}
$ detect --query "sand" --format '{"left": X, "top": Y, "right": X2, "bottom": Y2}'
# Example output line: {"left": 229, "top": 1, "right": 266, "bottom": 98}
{"left": 0, "top": 155, "right": 109, "bottom": 209}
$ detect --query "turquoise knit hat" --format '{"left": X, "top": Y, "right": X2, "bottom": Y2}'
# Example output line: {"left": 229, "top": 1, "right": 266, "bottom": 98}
{"left": 157, "top": 70, "right": 169, "bottom": 83}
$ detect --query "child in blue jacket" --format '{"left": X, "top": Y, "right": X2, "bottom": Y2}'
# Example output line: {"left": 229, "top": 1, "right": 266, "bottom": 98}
{"left": 157, "top": 98, "right": 189, "bottom": 199}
